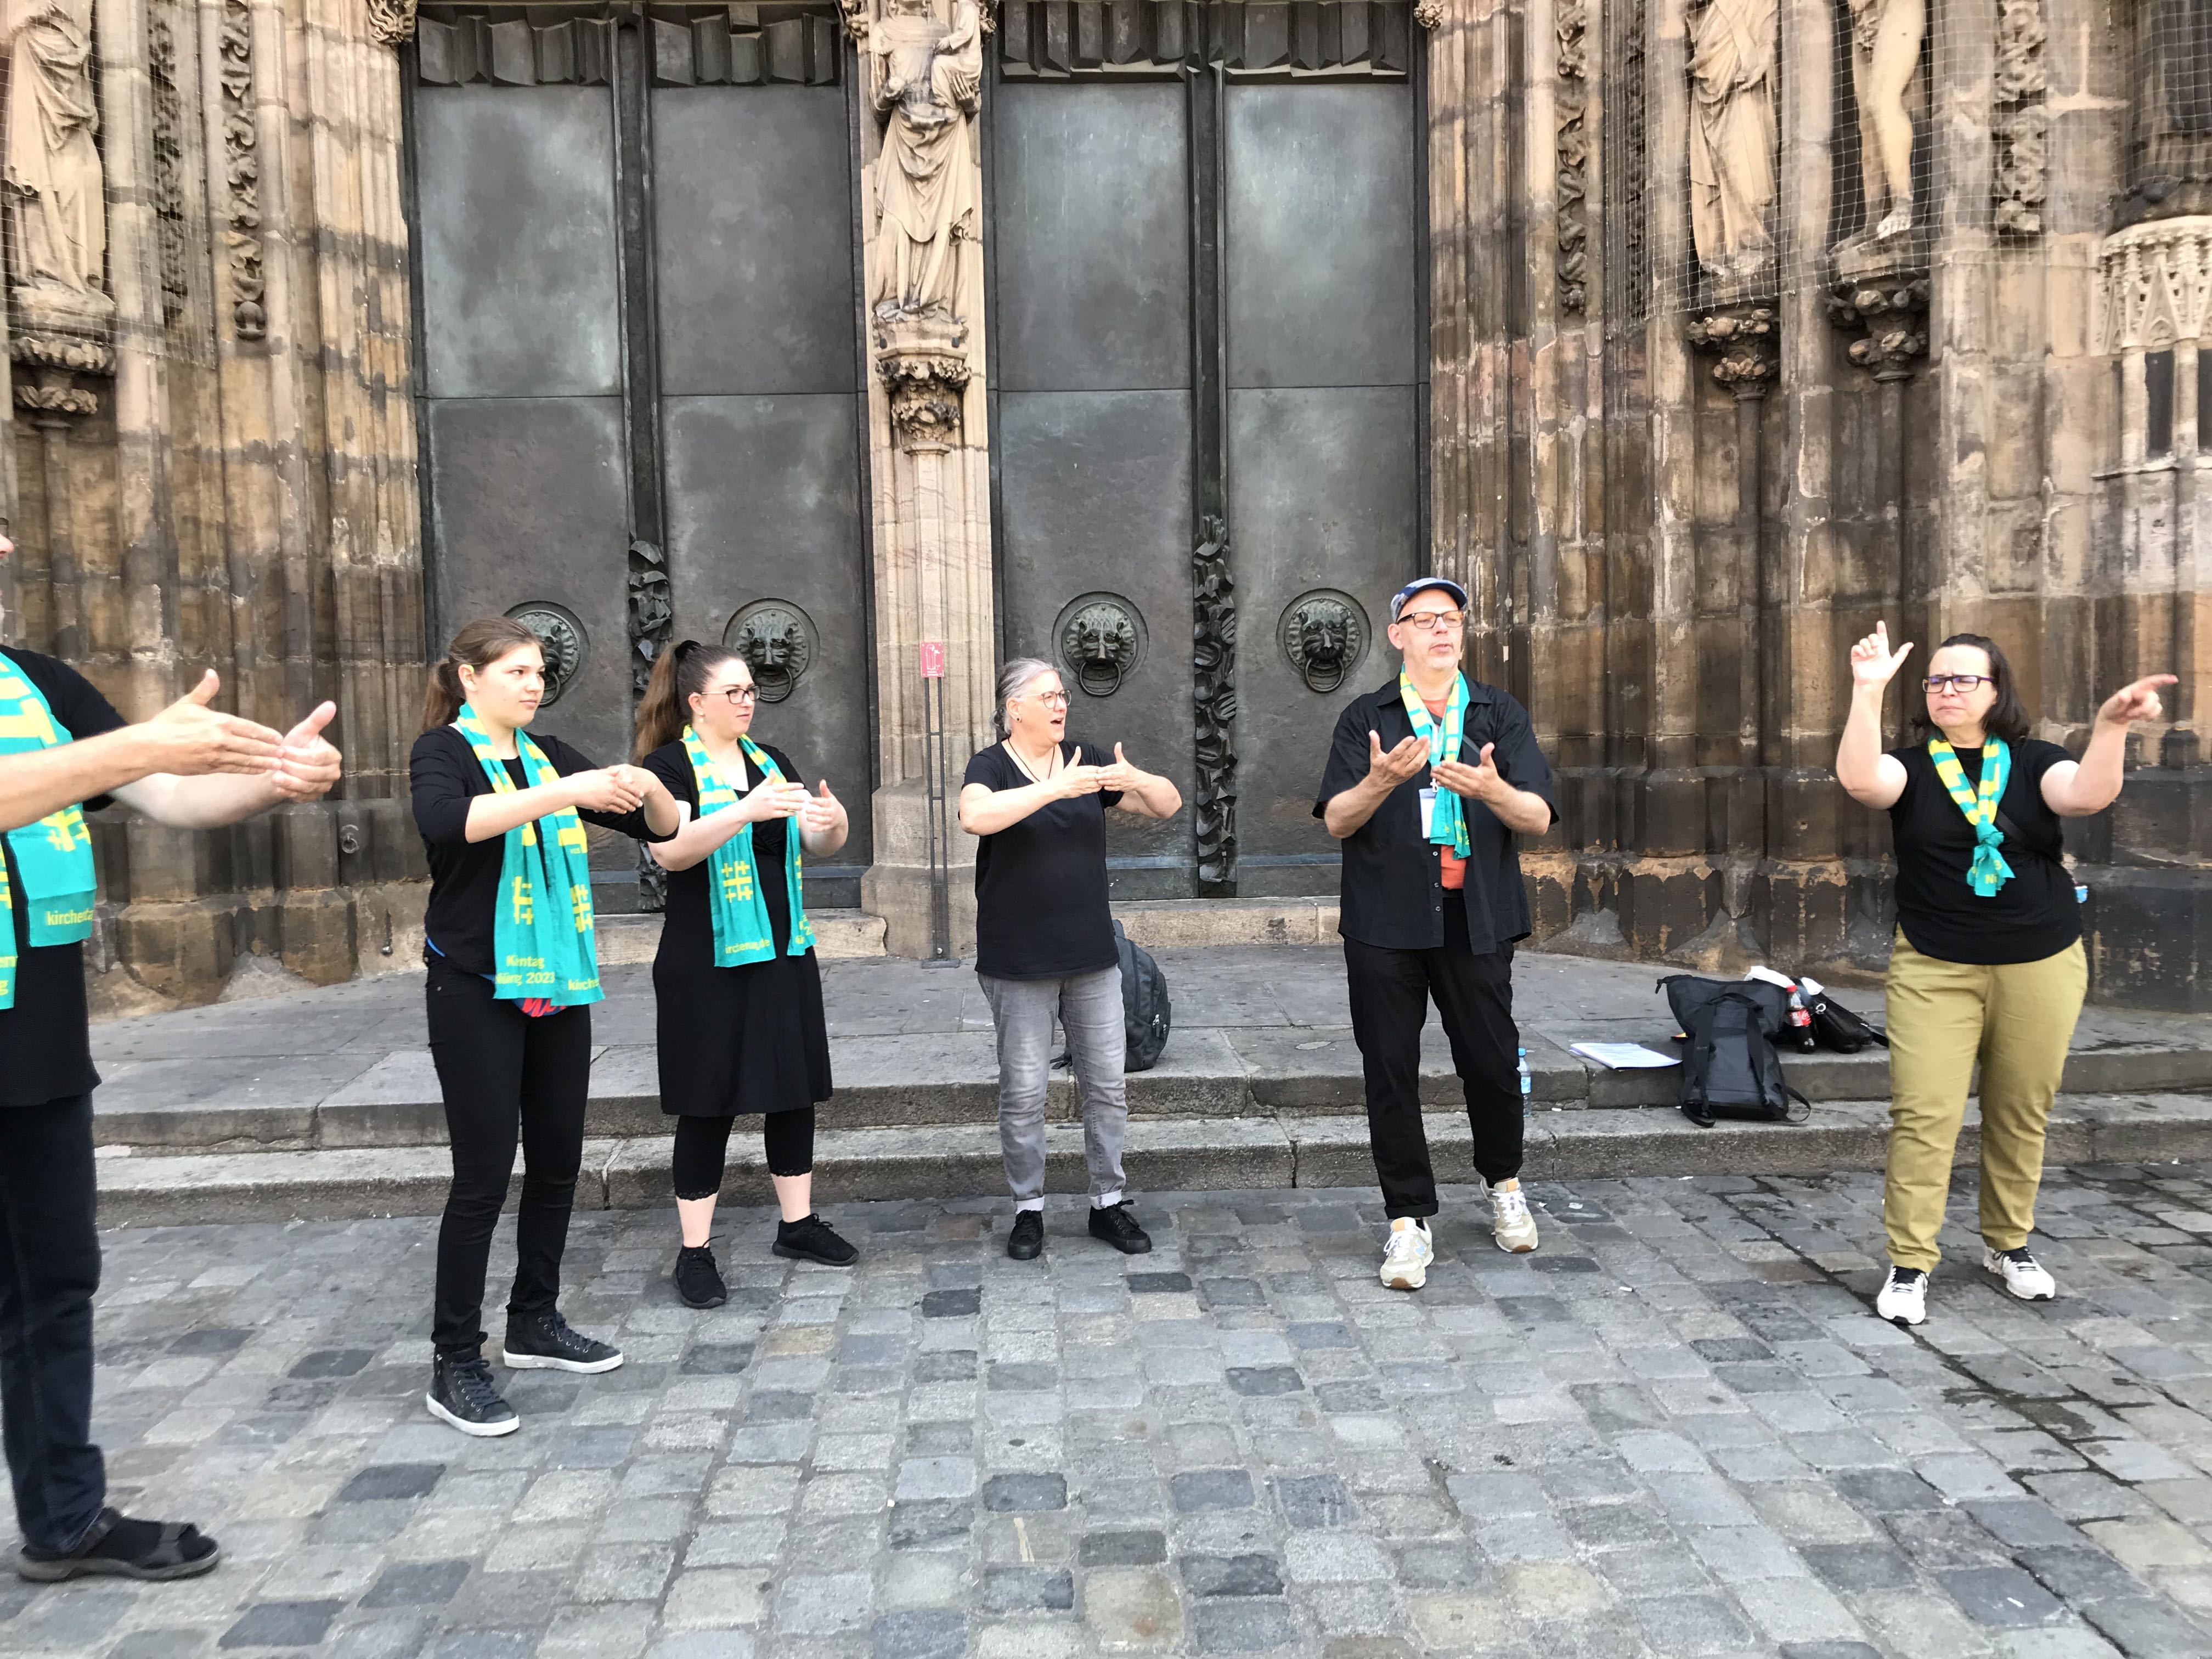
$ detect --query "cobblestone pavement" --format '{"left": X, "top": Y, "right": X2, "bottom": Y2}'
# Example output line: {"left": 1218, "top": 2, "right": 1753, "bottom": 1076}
{"left": 10, "top": 1168, "right": 2212, "bottom": 1658}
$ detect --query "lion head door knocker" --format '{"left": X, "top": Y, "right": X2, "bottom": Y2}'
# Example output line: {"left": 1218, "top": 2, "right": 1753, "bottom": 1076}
{"left": 1056, "top": 595, "right": 1144, "bottom": 699}
{"left": 723, "top": 601, "right": 816, "bottom": 704}
{"left": 504, "top": 603, "right": 588, "bottom": 707}
{"left": 1279, "top": 590, "right": 1368, "bottom": 695}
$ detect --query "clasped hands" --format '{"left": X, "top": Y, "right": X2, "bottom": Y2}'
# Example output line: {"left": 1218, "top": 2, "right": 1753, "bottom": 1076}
{"left": 1363, "top": 730, "right": 1507, "bottom": 804}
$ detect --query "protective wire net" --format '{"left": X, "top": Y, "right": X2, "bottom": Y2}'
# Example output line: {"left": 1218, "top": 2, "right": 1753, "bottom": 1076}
{"left": 2130, "top": 0, "right": 2212, "bottom": 196}
{"left": 1602, "top": 0, "right": 1650, "bottom": 332}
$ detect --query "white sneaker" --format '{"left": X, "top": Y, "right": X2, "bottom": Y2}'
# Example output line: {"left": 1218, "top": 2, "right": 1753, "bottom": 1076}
{"left": 1491, "top": 1183, "right": 1538, "bottom": 1254}
{"left": 1380, "top": 1218, "right": 1432, "bottom": 1290}
{"left": 1983, "top": 1245, "right": 2057, "bottom": 1301}
{"left": 1876, "top": 1265, "right": 1928, "bottom": 1327}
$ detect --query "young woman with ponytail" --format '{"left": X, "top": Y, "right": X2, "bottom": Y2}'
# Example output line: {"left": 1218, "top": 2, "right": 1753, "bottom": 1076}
{"left": 409, "top": 618, "right": 682, "bottom": 1436}
{"left": 634, "top": 639, "right": 854, "bottom": 1307}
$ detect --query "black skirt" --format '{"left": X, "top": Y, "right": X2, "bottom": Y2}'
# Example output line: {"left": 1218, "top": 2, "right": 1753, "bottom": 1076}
{"left": 654, "top": 950, "right": 832, "bottom": 1117}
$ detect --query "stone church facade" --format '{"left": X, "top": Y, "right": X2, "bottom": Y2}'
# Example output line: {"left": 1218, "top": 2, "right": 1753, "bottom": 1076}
{"left": 4, "top": 0, "right": 2208, "bottom": 1009}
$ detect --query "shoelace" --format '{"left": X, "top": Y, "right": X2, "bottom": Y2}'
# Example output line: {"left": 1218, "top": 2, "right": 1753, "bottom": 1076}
{"left": 450, "top": 1359, "right": 504, "bottom": 1414}
{"left": 536, "top": 1313, "right": 591, "bottom": 1356}
{"left": 1493, "top": 1188, "right": 1531, "bottom": 1224}
{"left": 1996, "top": 1248, "right": 2038, "bottom": 1267}
{"left": 1384, "top": 1226, "right": 1426, "bottom": 1262}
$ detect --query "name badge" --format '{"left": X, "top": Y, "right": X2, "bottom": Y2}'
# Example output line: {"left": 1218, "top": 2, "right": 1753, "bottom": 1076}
{"left": 1419, "top": 787, "right": 1437, "bottom": 838}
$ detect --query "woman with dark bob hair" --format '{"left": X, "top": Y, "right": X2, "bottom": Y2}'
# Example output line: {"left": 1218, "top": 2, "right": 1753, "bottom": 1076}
{"left": 410, "top": 618, "right": 684, "bottom": 1435}
{"left": 634, "top": 639, "right": 855, "bottom": 1309}
{"left": 1837, "top": 623, "right": 2173, "bottom": 1328}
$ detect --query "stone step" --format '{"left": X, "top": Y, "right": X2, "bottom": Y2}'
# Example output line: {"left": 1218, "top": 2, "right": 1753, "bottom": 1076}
{"left": 89, "top": 1093, "right": 2212, "bottom": 1228}
{"left": 91, "top": 1023, "right": 2212, "bottom": 1154}
{"left": 595, "top": 907, "right": 888, "bottom": 964}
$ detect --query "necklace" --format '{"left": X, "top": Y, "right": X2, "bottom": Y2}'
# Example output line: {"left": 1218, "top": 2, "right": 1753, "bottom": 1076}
{"left": 1004, "top": 738, "right": 1062, "bottom": 787}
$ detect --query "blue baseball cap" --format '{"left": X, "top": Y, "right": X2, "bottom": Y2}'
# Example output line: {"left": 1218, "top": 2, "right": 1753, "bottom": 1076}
{"left": 1390, "top": 577, "right": 1469, "bottom": 622}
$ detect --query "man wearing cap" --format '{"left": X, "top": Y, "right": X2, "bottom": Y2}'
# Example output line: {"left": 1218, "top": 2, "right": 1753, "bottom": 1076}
{"left": 1316, "top": 577, "right": 1556, "bottom": 1289}
{"left": 0, "top": 535, "right": 342, "bottom": 1582}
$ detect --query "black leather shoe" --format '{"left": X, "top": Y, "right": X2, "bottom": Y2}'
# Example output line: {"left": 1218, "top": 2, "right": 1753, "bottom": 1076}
{"left": 503, "top": 1309, "right": 623, "bottom": 1374}
{"left": 1088, "top": 1201, "right": 1153, "bottom": 1255}
{"left": 774, "top": 1214, "right": 858, "bottom": 1267}
{"left": 1007, "top": 1210, "right": 1045, "bottom": 1261}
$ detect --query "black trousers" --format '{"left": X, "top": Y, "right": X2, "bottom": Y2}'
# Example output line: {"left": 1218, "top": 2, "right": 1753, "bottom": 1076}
{"left": 427, "top": 961, "right": 594, "bottom": 1359}
{"left": 1344, "top": 895, "right": 1523, "bottom": 1217}
{"left": 0, "top": 1093, "right": 104, "bottom": 1554}
{"left": 671, "top": 1109, "right": 816, "bottom": 1201}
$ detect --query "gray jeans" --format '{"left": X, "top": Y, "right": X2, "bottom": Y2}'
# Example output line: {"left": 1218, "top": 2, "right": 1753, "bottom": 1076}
{"left": 979, "top": 966, "right": 1127, "bottom": 1208}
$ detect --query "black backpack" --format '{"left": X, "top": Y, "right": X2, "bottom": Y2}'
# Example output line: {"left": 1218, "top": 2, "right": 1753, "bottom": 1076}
{"left": 1802, "top": 983, "right": 1888, "bottom": 1053}
{"left": 1115, "top": 921, "right": 1171, "bottom": 1072}
{"left": 1657, "top": 975, "right": 1812, "bottom": 1128}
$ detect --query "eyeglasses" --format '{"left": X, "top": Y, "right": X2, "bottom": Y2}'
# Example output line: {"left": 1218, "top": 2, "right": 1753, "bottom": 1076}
{"left": 1922, "top": 675, "right": 1991, "bottom": 693}
{"left": 1028, "top": 690, "right": 1070, "bottom": 706}
{"left": 699, "top": 686, "right": 758, "bottom": 706}
{"left": 1399, "top": 610, "right": 1465, "bottom": 633}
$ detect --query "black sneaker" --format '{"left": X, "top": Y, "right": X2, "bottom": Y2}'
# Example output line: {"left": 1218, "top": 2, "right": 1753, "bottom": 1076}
{"left": 1088, "top": 1201, "right": 1153, "bottom": 1255}
{"left": 674, "top": 1245, "right": 727, "bottom": 1309}
{"left": 503, "top": 1309, "right": 624, "bottom": 1374}
{"left": 774, "top": 1214, "right": 858, "bottom": 1267}
{"left": 1007, "top": 1210, "right": 1045, "bottom": 1261}
{"left": 16, "top": 1509, "right": 221, "bottom": 1582}
{"left": 425, "top": 1354, "right": 520, "bottom": 1437}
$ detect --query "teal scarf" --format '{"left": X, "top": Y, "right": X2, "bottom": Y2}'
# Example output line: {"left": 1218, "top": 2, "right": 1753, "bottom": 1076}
{"left": 1929, "top": 736, "right": 2015, "bottom": 896}
{"left": 454, "top": 702, "right": 602, "bottom": 1007}
{"left": 683, "top": 726, "right": 815, "bottom": 966}
{"left": 1400, "top": 669, "right": 1473, "bottom": 859}
{"left": 0, "top": 658, "right": 96, "bottom": 1008}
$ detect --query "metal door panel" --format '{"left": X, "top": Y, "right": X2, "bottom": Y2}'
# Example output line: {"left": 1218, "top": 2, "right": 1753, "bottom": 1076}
{"left": 425, "top": 396, "right": 634, "bottom": 771}
{"left": 996, "top": 390, "right": 1195, "bottom": 893}
{"left": 652, "top": 87, "right": 859, "bottom": 397}
{"left": 661, "top": 392, "right": 873, "bottom": 879}
{"left": 1224, "top": 84, "right": 1417, "bottom": 391}
{"left": 416, "top": 87, "right": 622, "bottom": 399}
{"left": 994, "top": 83, "right": 1191, "bottom": 393}
{"left": 1229, "top": 384, "right": 1419, "bottom": 886}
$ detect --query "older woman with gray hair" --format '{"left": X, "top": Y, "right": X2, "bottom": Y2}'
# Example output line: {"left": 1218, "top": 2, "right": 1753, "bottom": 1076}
{"left": 958, "top": 658, "right": 1182, "bottom": 1261}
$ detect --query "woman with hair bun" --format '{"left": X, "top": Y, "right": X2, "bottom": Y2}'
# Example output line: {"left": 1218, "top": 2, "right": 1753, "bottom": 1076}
{"left": 410, "top": 617, "right": 683, "bottom": 1436}
{"left": 635, "top": 639, "right": 854, "bottom": 1308}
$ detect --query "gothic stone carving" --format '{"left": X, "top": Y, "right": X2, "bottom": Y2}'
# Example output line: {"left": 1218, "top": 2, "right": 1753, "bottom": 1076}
{"left": 1279, "top": 591, "right": 1368, "bottom": 695}
{"left": 4, "top": 0, "right": 116, "bottom": 349}
{"left": 1992, "top": 0, "right": 2047, "bottom": 237}
{"left": 877, "top": 336, "right": 972, "bottom": 452}
{"left": 1685, "top": 303, "right": 1778, "bottom": 395}
{"left": 627, "top": 537, "right": 673, "bottom": 696}
{"left": 1192, "top": 515, "right": 1238, "bottom": 889}
{"left": 220, "top": 0, "right": 268, "bottom": 340}
{"left": 1555, "top": 0, "right": 1589, "bottom": 312}
{"left": 2095, "top": 217, "right": 2212, "bottom": 353}
{"left": 1057, "top": 595, "right": 1142, "bottom": 698}
{"left": 1841, "top": 0, "right": 1923, "bottom": 246}
{"left": 366, "top": 0, "right": 418, "bottom": 46}
{"left": 149, "top": 14, "right": 190, "bottom": 326}
{"left": 725, "top": 602, "right": 816, "bottom": 703}
{"left": 505, "top": 603, "right": 587, "bottom": 707}
{"left": 1686, "top": 0, "right": 1776, "bottom": 292}
{"left": 1825, "top": 246, "right": 1929, "bottom": 381}
{"left": 1413, "top": 0, "right": 1443, "bottom": 25}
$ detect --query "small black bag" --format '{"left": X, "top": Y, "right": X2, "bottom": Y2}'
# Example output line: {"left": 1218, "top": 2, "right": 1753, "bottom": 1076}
{"left": 1658, "top": 975, "right": 1812, "bottom": 1128}
{"left": 1116, "top": 921, "right": 1172, "bottom": 1072}
{"left": 1802, "top": 983, "right": 1887, "bottom": 1053}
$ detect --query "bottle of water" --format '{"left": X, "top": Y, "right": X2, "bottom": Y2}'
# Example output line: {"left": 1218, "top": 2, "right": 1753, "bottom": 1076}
{"left": 1517, "top": 1047, "right": 1532, "bottom": 1115}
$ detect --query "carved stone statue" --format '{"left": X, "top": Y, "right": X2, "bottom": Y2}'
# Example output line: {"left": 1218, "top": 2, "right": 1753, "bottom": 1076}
{"left": 865, "top": 0, "right": 980, "bottom": 324}
{"left": 1844, "top": 0, "right": 1925, "bottom": 244}
{"left": 3, "top": 0, "right": 113, "bottom": 328}
{"left": 1686, "top": 0, "right": 1776, "bottom": 289}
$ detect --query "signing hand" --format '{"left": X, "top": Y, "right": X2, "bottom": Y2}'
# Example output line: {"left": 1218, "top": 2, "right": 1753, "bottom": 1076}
{"left": 2097, "top": 674, "right": 2178, "bottom": 727}
{"left": 1053, "top": 746, "right": 1108, "bottom": 799}
{"left": 742, "top": 779, "right": 814, "bottom": 823}
{"left": 567, "top": 767, "right": 648, "bottom": 814}
{"left": 1365, "top": 730, "right": 1428, "bottom": 790}
{"left": 272, "top": 701, "right": 342, "bottom": 802}
{"left": 1434, "top": 743, "right": 1502, "bottom": 803}
{"left": 798, "top": 780, "right": 843, "bottom": 834}
{"left": 140, "top": 670, "right": 287, "bottom": 777}
{"left": 1092, "top": 742, "right": 1144, "bottom": 795}
{"left": 1850, "top": 620, "right": 1915, "bottom": 690}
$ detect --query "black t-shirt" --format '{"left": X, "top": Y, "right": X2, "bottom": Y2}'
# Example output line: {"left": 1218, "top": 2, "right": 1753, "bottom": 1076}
{"left": 963, "top": 738, "right": 1124, "bottom": 980}
{"left": 1888, "top": 737, "right": 2081, "bottom": 965}
{"left": 0, "top": 647, "right": 126, "bottom": 1106}
{"left": 1314, "top": 678, "right": 1557, "bottom": 956}
{"left": 409, "top": 725, "right": 672, "bottom": 976}
{"left": 640, "top": 740, "right": 803, "bottom": 972}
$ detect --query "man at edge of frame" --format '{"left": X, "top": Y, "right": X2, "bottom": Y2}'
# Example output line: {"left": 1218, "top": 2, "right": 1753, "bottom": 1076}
{"left": 0, "top": 534, "right": 342, "bottom": 1583}
{"left": 1316, "top": 577, "right": 1558, "bottom": 1293}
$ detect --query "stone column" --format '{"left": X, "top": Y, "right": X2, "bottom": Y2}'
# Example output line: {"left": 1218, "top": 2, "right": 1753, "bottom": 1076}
{"left": 845, "top": 0, "right": 995, "bottom": 958}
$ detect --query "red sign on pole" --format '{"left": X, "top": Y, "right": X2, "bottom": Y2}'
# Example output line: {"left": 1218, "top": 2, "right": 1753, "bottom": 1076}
{"left": 918, "top": 642, "right": 945, "bottom": 679}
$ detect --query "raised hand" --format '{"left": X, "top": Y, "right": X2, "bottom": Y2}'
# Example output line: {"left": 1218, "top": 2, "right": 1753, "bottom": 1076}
{"left": 798, "top": 780, "right": 843, "bottom": 834}
{"left": 1092, "top": 742, "right": 1144, "bottom": 795}
{"left": 1433, "top": 742, "right": 1501, "bottom": 803}
{"left": 1055, "top": 745, "right": 1108, "bottom": 798}
{"left": 1365, "top": 729, "right": 1428, "bottom": 789}
{"left": 1850, "top": 620, "right": 1914, "bottom": 690}
{"left": 567, "top": 767, "right": 648, "bottom": 814}
{"left": 140, "top": 670, "right": 287, "bottom": 777}
{"left": 272, "top": 701, "right": 342, "bottom": 802}
{"left": 2097, "top": 674, "right": 2178, "bottom": 727}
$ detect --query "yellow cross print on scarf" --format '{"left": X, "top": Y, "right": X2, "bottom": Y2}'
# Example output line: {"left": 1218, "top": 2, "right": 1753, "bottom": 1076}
{"left": 510, "top": 874, "right": 534, "bottom": 926}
